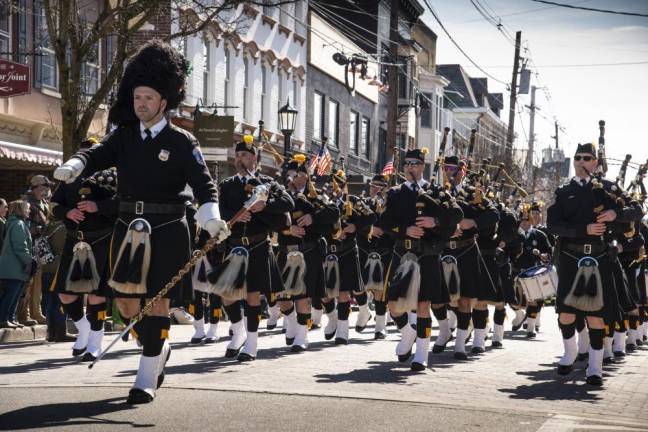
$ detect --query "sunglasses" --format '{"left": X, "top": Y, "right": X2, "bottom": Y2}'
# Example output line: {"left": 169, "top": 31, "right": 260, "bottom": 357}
{"left": 403, "top": 160, "right": 423, "bottom": 166}
{"left": 443, "top": 165, "right": 459, "bottom": 173}
{"left": 574, "top": 155, "right": 595, "bottom": 162}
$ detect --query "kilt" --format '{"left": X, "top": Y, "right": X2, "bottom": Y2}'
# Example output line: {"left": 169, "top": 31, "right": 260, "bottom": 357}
{"left": 358, "top": 241, "right": 393, "bottom": 302}
{"left": 328, "top": 239, "right": 363, "bottom": 294}
{"left": 277, "top": 241, "right": 326, "bottom": 300}
{"left": 111, "top": 213, "right": 192, "bottom": 302}
{"left": 441, "top": 242, "right": 497, "bottom": 301}
{"left": 53, "top": 227, "right": 114, "bottom": 297}
{"left": 222, "top": 236, "right": 274, "bottom": 296}
{"left": 499, "top": 262, "right": 518, "bottom": 305}
{"left": 479, "top": 248, "right": 503, "bottom": 303}
{"left": 614, "top": 258, "right": 638, "bottom": 312}
{"left": 638, "top": 262, "right": 648, "bottom": 305}
{"left": 556, "top": 248, "right": 621, "bottom": 322}
{"left": 386, "top": 245, "right": 448, "bottom": 305}
{"left": 620, "top": 258, "right": 642, "bottom": 307}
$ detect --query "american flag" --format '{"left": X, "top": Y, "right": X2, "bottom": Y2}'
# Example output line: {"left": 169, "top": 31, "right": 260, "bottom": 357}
{"left": 381, "top": 160, "right": 395, "bottom": 175}
{"left": 310, "top": 143, "right": 332, "bottom": 176}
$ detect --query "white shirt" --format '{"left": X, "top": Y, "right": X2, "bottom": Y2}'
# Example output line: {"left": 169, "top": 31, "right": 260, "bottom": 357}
{"left": 236, "top": 173, "right": 254, "bottom": 184}
{"left": 140, "top": 117, "right": 168, "bottom": 140}
{"left": 572, "top": 176, "right": 591, "bottom": 186}
{"left": 404, "top": 179, "right": 428, "bottom": 191}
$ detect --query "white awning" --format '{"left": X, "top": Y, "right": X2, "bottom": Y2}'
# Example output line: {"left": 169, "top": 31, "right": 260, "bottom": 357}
{"left": 0, "top": 141, "right": 62, "bottom": 167}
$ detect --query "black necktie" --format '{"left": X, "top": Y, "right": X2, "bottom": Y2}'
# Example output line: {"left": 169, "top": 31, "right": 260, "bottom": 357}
{"left": 240, "top": 176, "right": 247, "bottom": 186}
{"left": 412, "top": 183, "right": 419, "bottom": 193}
{"left": 143, "top": 129, "right": 152, "bottom": 143}
{"left": 580, "top": 179, "right": 586, "bottom": 186}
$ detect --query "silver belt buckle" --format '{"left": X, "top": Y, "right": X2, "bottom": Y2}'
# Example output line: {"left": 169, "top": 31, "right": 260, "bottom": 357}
{"left": 135, "top": 201, "right": 144, "bottom": 215}
{"left": 287, "top": 245, "right": 299, "bottom": 252}
{"left": 584, "top": 244, "right": 592, "bottom": 255}
{"left": 449, "top": 240, "right": 457, "bottom": 250}
{"left": 404, "top": 239, "right": 412, "bottom": 250}
{"left": 330, "top": 245, "right": 337, "bottom": 253}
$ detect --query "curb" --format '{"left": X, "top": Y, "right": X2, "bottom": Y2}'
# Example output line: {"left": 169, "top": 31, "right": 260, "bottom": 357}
{"left": 0, "top": 325, "right": 47, "bottom": 343}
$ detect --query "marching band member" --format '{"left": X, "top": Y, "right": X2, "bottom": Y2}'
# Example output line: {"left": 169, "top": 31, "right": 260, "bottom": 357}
{"left": 54, "top": 40, "right": 230, "bottom": 403}
{"left": 51, "top": 139, "right": 118, "bottom": 361}
{"left": 217, "top": 138, "right": 293, "bottom": 361}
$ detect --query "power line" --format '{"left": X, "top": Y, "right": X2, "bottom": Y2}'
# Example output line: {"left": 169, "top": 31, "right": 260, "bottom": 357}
{"left": 421, "top": 0, "right": 509, "bottom": 85}
{"left": 461, "top": 60, "right": 648, "bottom": 68}
{"left": 528, "top": 0, "right": 648, "bottom": 17}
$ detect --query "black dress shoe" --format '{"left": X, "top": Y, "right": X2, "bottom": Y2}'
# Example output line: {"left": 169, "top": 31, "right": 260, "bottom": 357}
{"left": 81, "top": 352, "right": 96, "bottom": 363}
{"left": 72, "top": 347, "right": 87, "bottom": 357}
{"left": 225, "top": 347, "right": 241, "bottom": 358}
{"left": 121, "top": 332, "right": 130, "bottom": 342}
{"left": 557, "top": 364, "right": 573, "bottom": 375}
{"left": 285, "top": 337, "right": 295, "bottom": 346}
{"left": 324, "top": 331, "right": 336, "bottom": 340}
{"left": 636, "top": 339, "right": 644, "bottom": 346}
{"left": 334, "top": 337, "right": 348, "bottom": 345}
{"left": 398, "top": 350, "right": 412, "bottom": 362}
{"left": 0, "top": 321, "right": 17, "bottom": 329}
{"left": 585, "top": 375, "right": 603, "bottom": 386}
{"left": 471, "top": 346, "right": 485, "bottom": 354}
{"left": 309, "top": 324, "right": 321, "bottom": 331}
{"left": 526, "top": 332, "right": 536, "bottom": 339}
{"left": 454, "top": 352, "right": 468, "bottom": 360}
{"left": 491, "top": 341, "right": 503, "bottom": 348}
{"left": 432, "top": 343, "right": 446, "bottom": 354}
{"left": 577, "top": 352, "right": 589, "bottom": 362}
{"left": 374, "top": 332, "right": 386, "bottom": 340}
{"left": 266, "top": 323, "right": 277, "bottom": 330}
{"left": 237, "top": 352, "right": 255, "bottom": 362}
{"left": 613, "top": 351, "right": 626, "bottom": 358}
{"left": 127, "top": 388, "right": 154, "bottom": 404}
{"left": 9, "top": 321, "right": 24, "bottom": 328}
{"left": 355, "top": 324, "right": 367, "bottom": 333}
{"left": 626, "top": 343, "right": 636, "bottom": 352}
{"left": 204, "top": 337, "right": 217, "bottom": 344}
{"left": 603, "top": 356, "right": 615, "bottom": 365}
{"left": 410, "top": 362, "right": 426, "bottom": 372}
{"left": 290, "top": 345, "right": 305, "bottom": 353}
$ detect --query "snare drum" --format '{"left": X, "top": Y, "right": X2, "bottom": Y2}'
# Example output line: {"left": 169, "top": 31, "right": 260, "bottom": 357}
{"left": 516, "top": 265, "right": 558, "bottom": 302}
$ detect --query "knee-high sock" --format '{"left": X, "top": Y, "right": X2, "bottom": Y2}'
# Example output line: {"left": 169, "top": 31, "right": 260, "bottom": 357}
{"left": 86, "top": 303, "right": 106, "bottom": 331}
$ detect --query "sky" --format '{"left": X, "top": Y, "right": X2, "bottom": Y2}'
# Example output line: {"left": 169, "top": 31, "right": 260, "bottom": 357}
{"left": 420, "top": 0, "right": 648, "bottom": 182}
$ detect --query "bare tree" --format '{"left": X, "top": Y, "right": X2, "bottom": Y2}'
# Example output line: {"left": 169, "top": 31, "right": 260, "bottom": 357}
{"left": 28, "top": 0, "right": 295, "bottom": 159}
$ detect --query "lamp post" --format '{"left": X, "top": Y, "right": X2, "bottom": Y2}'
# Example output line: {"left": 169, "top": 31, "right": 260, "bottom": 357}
{"left": 278, "top": 98, "right": 298, "bottom": 156}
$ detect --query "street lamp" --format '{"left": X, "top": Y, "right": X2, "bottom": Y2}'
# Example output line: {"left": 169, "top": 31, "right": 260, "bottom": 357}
{"left": 278, "top": 98, "right": 298, "bottom": 156}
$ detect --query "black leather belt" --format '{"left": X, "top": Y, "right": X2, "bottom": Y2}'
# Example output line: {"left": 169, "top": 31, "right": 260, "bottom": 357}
{"left": 228, "top": 232, "right": 269, "bottom": 247}
{"left": 327, "top": 238, "right": 356, "bottom": 254}
{"left": 120, "top": 201, "right": 186, "bottom": 215}
{"left": 279, "top": 241, "right": 319, "bottom": 253}
{"left": 395, "top": 238, "right": 423, "bottom": 251}
{"left": 562, "top": 242, "right": 606, "bottom": 256}
{"left": 445, "top": 238, "right": 476, "bottom": 250}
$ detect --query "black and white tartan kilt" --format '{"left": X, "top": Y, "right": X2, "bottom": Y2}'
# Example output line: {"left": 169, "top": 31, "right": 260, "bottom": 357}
{"left": 556, "top": 250, "right": 621, "bottom": 322}
{"left": 358, "top": 243, "right": 393, "bottom": 302}
{"left": 53, "top": 227, "right": 114, "bottom": 297}
{"left": 222, "top": 238, "right": 275, "bottom": 296}
{"left": 332, "top": 242, "right": 364, "bottom": 294}
{"left": 613, "top": 258, "right": 638, "bottom": 312}
{"left": 386, "top": 247, "right": 448, "bottom": 305}
{"left": 441, "top": 243, "right": 497, "bottom": 301}
{"left": 110, "top": 213, "right": 192, "bottom": 302}
{"left": 479, "top": 249, "right": 503, "bottom": 303}
{"left": 276, "top": 243, "right": 326, "bottom": 300}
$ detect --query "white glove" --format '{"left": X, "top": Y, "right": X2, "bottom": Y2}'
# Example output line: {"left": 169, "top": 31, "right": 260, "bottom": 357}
{"left": 196, "top": 202, "right": 229, "bottom": 241}
{"left": 53, "top": 158, "right": 85, "bottom": 184}
{"left": 205, "top": 218, "right": 230, "bottom": 242}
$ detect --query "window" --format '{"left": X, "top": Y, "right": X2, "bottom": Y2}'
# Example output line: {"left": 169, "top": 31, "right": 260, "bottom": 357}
{"left": 349, "top": 111, "right": 358, "bottom": 154}
{"left": 0, "top": 4, "right": 9, "bottom": 60}
{"left": 313, "top": 91, "right": 324, "bottom": 141}
{"left": 34, "top": 1, "right": 57, "bottom": 89}
{"left": 18, "top": 0, "right": 27, "bottom": 64}
{"left": 328, "top": 99, "right": 339, "bottom": 147}
{"left": 261, "top": 65, "right": 267, "bottom": 122}
{"left": 360, "top": 118, "right": 370, "bottom": 158}
{"left": 420, "top": 92, "right": 432, "bottom": 128}
{"left": 81, "top": 41, "right": 100, "bottom": 95}
{"left": 224, "top": 48, "right": 230, "bottom": 114}
{"left": 243, "top": 57, "right": 249, "bottom": 120}
{"left": 202, "top": 38, "right": 210, "bottom": 104}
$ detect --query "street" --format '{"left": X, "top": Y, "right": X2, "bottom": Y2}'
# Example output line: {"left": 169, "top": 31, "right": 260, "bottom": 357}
{"left": 1, "top": 308, "right": 647, "bottom": 431}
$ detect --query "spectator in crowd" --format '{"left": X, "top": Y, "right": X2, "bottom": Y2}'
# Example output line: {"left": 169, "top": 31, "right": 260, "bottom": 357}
{"left": 0, "top": 200, "right": 33, "bottom": 328}
{"left": 17, "top": 175, "right": 53, "bottom": 326}
{"left": 0, "top": 198, "right": 7, "bottom": 252}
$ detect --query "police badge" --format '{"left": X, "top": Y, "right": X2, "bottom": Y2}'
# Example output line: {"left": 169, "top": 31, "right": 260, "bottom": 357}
{"left": 159, "top": 149, "right": 170, "bottom": 161}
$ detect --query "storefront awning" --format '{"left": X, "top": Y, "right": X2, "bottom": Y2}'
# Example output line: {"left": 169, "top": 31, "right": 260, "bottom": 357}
{"left": 0, "top": 141, "right": 62, "bottom": 167}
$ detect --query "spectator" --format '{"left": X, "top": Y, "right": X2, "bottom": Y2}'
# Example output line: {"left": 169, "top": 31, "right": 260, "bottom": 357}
{"left": 16, "top": 175, "right": 53, "bottom": 326}
{"left": 0, "top": 198, "right": 7, "bottom": 252}
{"left": 0, "top": 200, "right": 33, "bottom": 328}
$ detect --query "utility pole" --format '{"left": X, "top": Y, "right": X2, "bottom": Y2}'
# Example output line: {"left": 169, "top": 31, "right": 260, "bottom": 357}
{"left": 552, "top": 120, "right": 561, "bottom": 191}
{"left": 525, "top": 85, "right": 537, "bottom": 191}
{"left": 505, "top": 30, "right": 522, "bottom": 166}
{"left": 386, "top": 0, "right": 399, "bottom": 167}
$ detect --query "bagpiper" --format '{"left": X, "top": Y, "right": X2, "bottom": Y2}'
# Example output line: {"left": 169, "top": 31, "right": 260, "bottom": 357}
{"left": 54, "top": 40, "right": 230, "bottom": 404}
